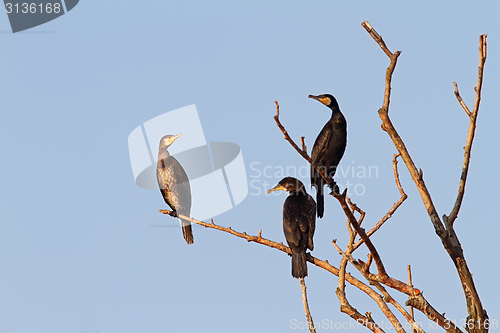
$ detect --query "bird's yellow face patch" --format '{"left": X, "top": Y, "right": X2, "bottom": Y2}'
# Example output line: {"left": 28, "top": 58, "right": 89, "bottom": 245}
{"left": 320, "top": 97, "right": 331, "bottom": 106}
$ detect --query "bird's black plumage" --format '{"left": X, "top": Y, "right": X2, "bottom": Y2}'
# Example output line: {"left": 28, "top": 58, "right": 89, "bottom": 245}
{"left": 156, "top": 134, "right": 194, "bottom": 244}
{"left": 268, "top": 177, "right": 316, "bottom": 278}
{"left": 309, "top": 94, "right": 347, "bottom": 218}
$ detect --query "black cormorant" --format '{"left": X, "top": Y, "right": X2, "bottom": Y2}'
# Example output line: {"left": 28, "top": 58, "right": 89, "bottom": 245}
{"left": 309, "top": 94, "right": 347, "bottom": 218}
{"left": 157, "top": 134, "right": 194, "bottom": 244}
{"left": 268, "top": 177, "right": 316, "bottom": 278}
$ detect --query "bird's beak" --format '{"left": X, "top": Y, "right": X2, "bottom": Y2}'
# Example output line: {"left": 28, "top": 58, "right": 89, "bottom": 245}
{"left": 308, "top": 95, "right": 329, "bottom": 106}
{"left": 267, "top": 184, "right": 286, "bottom": 194}
{"left": 169, "top": 133, "right": 183, "bottom": 144}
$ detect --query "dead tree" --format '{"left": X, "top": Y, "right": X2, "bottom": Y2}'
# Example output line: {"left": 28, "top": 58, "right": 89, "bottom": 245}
{"left": 160, "top": 22, "right": 490, "bottom": 333}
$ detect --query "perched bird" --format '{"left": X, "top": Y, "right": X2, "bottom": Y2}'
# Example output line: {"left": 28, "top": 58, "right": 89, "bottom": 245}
{"left": 268, "top": 177, "right": 316, "bottom": 278}
{"left": 309, "top": 94, "right": 347, "bottom": 218}
{"left": 157, "top": 134, "right": 194, "bottom": 244}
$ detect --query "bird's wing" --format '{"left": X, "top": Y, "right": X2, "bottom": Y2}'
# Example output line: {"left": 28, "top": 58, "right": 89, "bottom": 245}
{"left": 311, "top": 124, "right": 332, "bottom": 163}
{"left": 284, "top": 196, "right": 315, "bottom": 250}
{"left": 311, "top": 124, "right": 332, "bottom": 184}
{"left": 307, "top": 195, "right": 316, "bottom": 250}
{"left": 157, "top": 160, "right": 176, "bottom": 210}
{"left": 168, "top": 157, "right": 192, "bottom": 214}
{"left": 157, "top": 156, "right": 192, "bottom": 214}
{"left": 283, "top": 199, "right": 301, "bottom": 248}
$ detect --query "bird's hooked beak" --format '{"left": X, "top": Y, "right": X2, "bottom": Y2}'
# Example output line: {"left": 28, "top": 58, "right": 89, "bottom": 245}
{"left": 267, "top": 184, "right": 286, "bottom": 194}
{"left": 308, "top": 94, "right": 331, "bottom": 106}
{"left": 168, "top": 133, "right": 183, "bottom": 145}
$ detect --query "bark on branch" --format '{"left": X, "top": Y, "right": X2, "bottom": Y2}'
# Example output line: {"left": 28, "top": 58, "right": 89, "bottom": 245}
{"left": 362, "top": 21, "right": 488, "bottom": 333}
{"left": 272, "top": 97, "right": 457, "bottom": 332}
{"left": 159, "top": 209, "right": 426, "bottom": 332}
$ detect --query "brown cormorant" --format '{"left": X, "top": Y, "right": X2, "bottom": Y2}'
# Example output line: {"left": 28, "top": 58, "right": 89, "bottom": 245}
{"left": 157, "top": 134, "right": 194, "bottom": 244}
{"left": 309, "top": 94, "right": 347, "bottom": 218}
{"left": 268, "top": 177, "right": 316, "bottom": 278}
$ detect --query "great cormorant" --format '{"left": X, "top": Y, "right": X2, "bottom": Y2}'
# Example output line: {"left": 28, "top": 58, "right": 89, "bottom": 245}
{"left": 309, "top": 94, "right": 347, "bottom": 218}
{"left": 268, "top": 177, "right": 316, "bottom": 278}
{"left": 157, "top": 134, "right": 194, "bottom": 244}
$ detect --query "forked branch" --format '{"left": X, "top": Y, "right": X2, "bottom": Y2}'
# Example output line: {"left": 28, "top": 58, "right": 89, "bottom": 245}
{"left": 273, "top": 101, "right": 332, "bottom": 187}
{"left": 352, "top": 153, "right": 407, "bottom": 252}
{"left": 272, "top": 98, "right": 458, "bottom": 332}
{"left": 446, "top": 34, "right": 487, "bottom": 227}
{"left": 362, "top": 21, "right": 488, "bottom": 333}
{"left": 160, "top": 209, "right": 426, "bottom": 332}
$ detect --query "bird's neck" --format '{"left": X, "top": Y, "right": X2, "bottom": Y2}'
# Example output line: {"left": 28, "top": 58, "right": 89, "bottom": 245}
{"left": 289, "top": 189, "right": 306, "bottom": 196}
{"left": 329, "top": 107, "right": 340, "bottom": 116}
{"left": 158, "top": 149, "right": 171, "bottom": 161}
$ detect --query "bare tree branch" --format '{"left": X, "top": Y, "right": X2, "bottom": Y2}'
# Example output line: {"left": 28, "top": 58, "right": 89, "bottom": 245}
{"left": 362, "top": 21, "right": 488, "bottom": 333}
{"left": 273, "top": 101, "right": 332, "bottom": 187}
{"left": 334, "top": 240, "right": 462, "bottom": 333}
{"left": 352, "top": 153, "right": 407, "bottom": 252}
{"left": 406, "top": 294, "right": 462, "bottom": 333}
{"left": 272, "top": 98, "right": 459, "bottom": 331}
{"left": 347, "top": 197, "right": 365, "bottom": 226}
{"left": 447, "top": 35, "right": 487, "bottom": 227}
{"left": 300, "top": 136, "right": 307, "bottom": 154}
{"left": 407, "top": 265, "right": 416, "bottom": 333}
{"left": 160, "top": 209, "right": 447, "bottom": 332}
{"left": 453, "top": 82, "right": 471, "bottom": 116}
{"left": 373, "top": 283, "right": 426, "bottom": 333}
{"left": 334, "top": 189, "right": 388, "bottom": 277}
{"left": 299, "top": 278, "right": 316, "bottom": 333}
{"left": 332, "top": 240, "right": 406, "bottom": 333}
{"left": 159, "top": 209, "right": 380, "bottom": 298}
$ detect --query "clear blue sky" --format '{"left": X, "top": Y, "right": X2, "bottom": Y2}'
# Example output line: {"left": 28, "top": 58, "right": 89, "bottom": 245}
{"left": 1, "top": 1, "right": 499, "bottom": 332}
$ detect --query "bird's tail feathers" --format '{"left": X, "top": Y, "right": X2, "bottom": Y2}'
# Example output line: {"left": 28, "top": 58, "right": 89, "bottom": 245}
{"left": 291, "top": 251, "right": 307, "bottom": 278}
{"left": 316, "top": 190, "right": 324, "bottom": 218}
{"left": 181, "top": 219, "right": 194, "bottom": 244}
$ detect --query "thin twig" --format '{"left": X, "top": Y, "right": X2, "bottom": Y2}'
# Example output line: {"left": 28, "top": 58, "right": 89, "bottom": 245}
{"left": 352, "top": 154, "right": 407, "bottom": 251}
{"left": 446, "top": 35, "right": 487, "bottom": 227}
{"left": 453, "top": 82, "right": 471, "bottom": 116}
{"left": 274, "top": 101, "right": 332, "bottom": 186}
{"left": 408, "top": 265, "right": 416, "bottom": 333}
{"left": 299, "top": 278, "right": 316, "bottom": 333}
{"left": 332, "top": 242, "right": 409, "bottom": 333}
{"left": 373, "top": 283, "right": 425, "bottom": 333}
{"left": 334, "top": 189, "right": 387, "bottom": 277}
{"left": 347, "top": 197, "right": 365, "bottom": 226}
{"left": 336, "top": 199, "right": 358, "bottom": 313}
{"left": 301, "top": 136, "right": 307, "bottom": 154}
{"left": 361, "top": 21, "right": 393, "bottom": 58}
{"left": 406, "top": 294, "right": 462, "bottom": 333}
